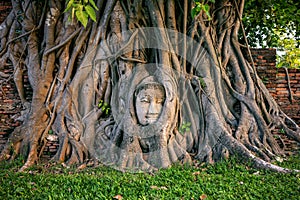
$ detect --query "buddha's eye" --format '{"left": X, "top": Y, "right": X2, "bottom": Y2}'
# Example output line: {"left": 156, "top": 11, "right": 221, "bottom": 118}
{"left": 156, "top": 99, "right": 164, "bottom": 104}
{"left": 140, "top": 97, "right": 150, "bottom": 103}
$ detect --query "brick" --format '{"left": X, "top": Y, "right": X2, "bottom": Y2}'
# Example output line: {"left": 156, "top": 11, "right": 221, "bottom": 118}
{"left": 276, "top": 88, "right": 289, "bottom": 91}
{"left": 276, "top": 80, "right": 288, "bottom": 84}
{"left": 289, "top": 80, "right": 298, "bottom": 84}
{"left": 266, "top": 83, "right": 277, "bottom": 88}
{"left": 276, "top": 84, "right": 288, "bottom": 88}
{"left": 276, "top": 74, "right": 287, "bottom": 78}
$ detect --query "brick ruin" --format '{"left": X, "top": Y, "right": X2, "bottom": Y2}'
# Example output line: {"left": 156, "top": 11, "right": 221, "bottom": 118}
{"left": 243, "top": 48, "right": 300, "bottom": 154}
{"left": 0, "top": 1, "right": 11, "bottom": 23}
{"left": 0, "top": 3, "right": 299, "bottom": 159}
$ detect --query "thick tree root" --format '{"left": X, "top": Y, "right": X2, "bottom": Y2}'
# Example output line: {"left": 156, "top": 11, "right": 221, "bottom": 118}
{"left": 222, "top": 133, "right": 299, "bottom": 173}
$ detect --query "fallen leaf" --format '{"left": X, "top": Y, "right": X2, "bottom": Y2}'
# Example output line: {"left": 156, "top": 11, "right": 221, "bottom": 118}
{"left": 61, "top": 162, "right": 70, "bottom": 168}
{"left": 150, "top": 185, "right": 160, "bottom": 190}
{"left": 253, "top": 171, "right": 260, "bottom": 175}
{"left": 113, "top": 194, "right": 123, "bottom": 199}
{"left": 200, "top": 194, "right": 207, "bottom": 200}
{"left": 150, "top": 185, "right": 168, "bottom": 190}
{"left": 275, "top": 156, "right": 284, "bottom": 163}
{"left": 77, "top": 163, "right": 87, "bottom": 170}
{"left": 192, "top": 171, "right": 201, "bottom": 176}
{"left": 87, "top": 160, "right": 95, "bottom": 167}
{"left": 160, "top": 186, "right": 168, "bottom": 190}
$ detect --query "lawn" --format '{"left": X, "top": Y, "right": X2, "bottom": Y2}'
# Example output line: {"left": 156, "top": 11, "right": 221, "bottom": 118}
{"left": 0, "top": 154, "right": 299, "bottom": 199}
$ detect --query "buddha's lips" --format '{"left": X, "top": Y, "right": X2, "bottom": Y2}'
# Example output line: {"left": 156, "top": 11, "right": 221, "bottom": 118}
{"left": 146, "top": 115, "right": 159, "bottom": 120}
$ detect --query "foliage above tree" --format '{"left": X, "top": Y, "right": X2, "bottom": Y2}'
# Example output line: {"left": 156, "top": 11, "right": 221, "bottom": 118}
{"left": 242, "top": 0, "right": 299, "bottom": 48}
{"left": 277, "top": 38, "right": 300, "bottom": 69}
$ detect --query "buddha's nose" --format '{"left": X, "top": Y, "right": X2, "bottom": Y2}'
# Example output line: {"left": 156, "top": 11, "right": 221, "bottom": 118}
{"left": 148, "top": 101, "right": 160, "bottom": 115}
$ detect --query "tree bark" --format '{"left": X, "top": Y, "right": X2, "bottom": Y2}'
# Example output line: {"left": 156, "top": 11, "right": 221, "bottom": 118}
{"left": 0, "top": 0, "right": 299, "bottom": 173}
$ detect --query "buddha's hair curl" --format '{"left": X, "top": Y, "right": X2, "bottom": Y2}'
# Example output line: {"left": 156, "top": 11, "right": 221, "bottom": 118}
{"left": 134, "top": 82, "right": 165, "bottom": 98}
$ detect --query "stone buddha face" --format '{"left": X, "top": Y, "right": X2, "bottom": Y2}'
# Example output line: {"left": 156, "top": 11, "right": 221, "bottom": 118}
{"left": 135, "top": 83, "right": 165, "bottom": 126}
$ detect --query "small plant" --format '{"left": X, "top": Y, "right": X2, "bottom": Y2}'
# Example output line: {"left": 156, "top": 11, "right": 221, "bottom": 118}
{"left": 279, "top": 128, "right": 285, "bottom": 134}
{"left": 191, "top": 0, "right": 215, "bottom": 19}
{"left": 198, "top": 77, "right": 207, "bottom": 89}
{"left": 179, "top": 121, "right": 191, "bottom": 134}
{"left": 64, "top": 0, "right": 98, "bottom": 28}
{"left": 273, "top": 135, "right": 280, "bottom": 139}
{"left": 261, "top": 76, "right": 269, "bottom": 84}
{"left": 98, "top": 100, "right": 111, "bottom": 115}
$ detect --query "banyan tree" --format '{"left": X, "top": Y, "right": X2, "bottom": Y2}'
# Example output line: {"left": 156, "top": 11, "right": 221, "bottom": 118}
{"left": 0, "top": 0, "right": 299, "bottom": 173}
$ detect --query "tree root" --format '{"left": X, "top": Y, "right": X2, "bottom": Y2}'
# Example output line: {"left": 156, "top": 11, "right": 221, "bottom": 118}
{"left": 221, "top": 132, "right": 299, "bottom": 173}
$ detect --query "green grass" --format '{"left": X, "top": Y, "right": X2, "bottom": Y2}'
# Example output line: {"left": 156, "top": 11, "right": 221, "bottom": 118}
{"left": 0, "top": 155, "right": 299, "bottom": 200}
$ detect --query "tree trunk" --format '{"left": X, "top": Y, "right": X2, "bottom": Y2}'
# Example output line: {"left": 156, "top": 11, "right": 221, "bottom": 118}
{"left": 0, "top": 0, "right": 299, "bottom": 173}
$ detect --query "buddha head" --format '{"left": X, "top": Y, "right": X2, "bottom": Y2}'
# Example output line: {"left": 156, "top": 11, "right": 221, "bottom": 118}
{"left": 134, "top": 77, "right": 166, "bottom": 126}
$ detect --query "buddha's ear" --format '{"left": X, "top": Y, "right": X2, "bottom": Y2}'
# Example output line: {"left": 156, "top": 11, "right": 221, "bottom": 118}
{"left": 164, "top": 80, "right": 175, "bottom": 101}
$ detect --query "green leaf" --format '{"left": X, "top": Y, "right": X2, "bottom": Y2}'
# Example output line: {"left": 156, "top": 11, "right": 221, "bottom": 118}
{"left": 64, "top": 0, "right": 74, "bottom": 12}
{"left": 203, "top": 4, "right": 209, "bottom": 12}
{"left": 191, "top": 8, "right": 197, "bottom": 19}
{"left": 85, "top": 5, "right": 97, "bottom": 22}
{"left": 72, "top": 3, "right": 81, "bottom": 9}
{"left": 89, "top": 0, "right": 99, "bottom": 10}
{"left": 202, "top": 4, "right": 211, "bottom": 20}
{"left": 191, "top": 3, "right": 201, "bottom": 19}
{"left": 105, "top": 108, "right": 110, "bottom": 115}
{"left": 76, "top": 10, "right": 88, "bottom": 27}
{"left": 98, "top": 100, "right": 103, "bottom": 108}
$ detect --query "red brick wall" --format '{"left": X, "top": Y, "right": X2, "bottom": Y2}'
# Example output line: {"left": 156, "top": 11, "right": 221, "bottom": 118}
{"left": 245, "top": 48, "right": 300, "bottom": 154}
{"left": 246, "top": 48, "right": 300, "bottom": 126}
{"left": 0, "top": 1, "right": 12, "bottom": 23}
{"left": 0, "top": 1, "right": 13, "bottom": 151}
{"left": 275, "top": 68, "right": 300, "bottom": 124}
{"left": 0, "top": 3, "right": 57, "bottom": 157}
